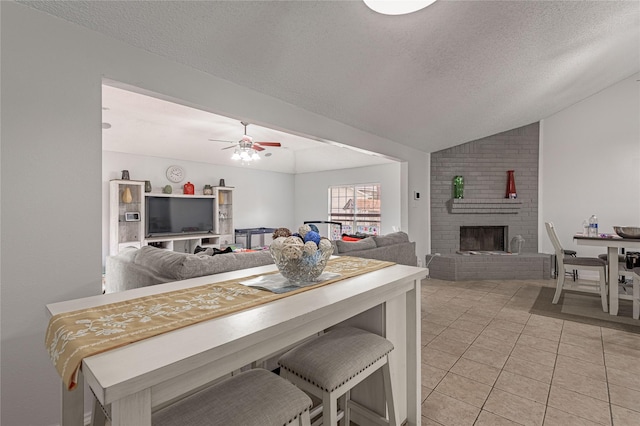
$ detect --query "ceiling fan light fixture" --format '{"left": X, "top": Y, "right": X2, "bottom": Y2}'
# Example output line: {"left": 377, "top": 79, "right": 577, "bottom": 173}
{"left": 219, "top": 121, "right": 281, "bottom": 164}
{"left": 363, "top": 0, "right": 436, "bottom": 15}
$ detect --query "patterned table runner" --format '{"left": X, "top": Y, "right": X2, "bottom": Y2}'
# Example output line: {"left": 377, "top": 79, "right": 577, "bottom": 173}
{"left": 46, "top": 256, "right": 394, "bottom": 390}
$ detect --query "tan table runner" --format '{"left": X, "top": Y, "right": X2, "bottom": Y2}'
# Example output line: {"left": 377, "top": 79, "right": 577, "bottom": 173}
{"left": 46, "top": 256, "right": 394, "bottom": 390}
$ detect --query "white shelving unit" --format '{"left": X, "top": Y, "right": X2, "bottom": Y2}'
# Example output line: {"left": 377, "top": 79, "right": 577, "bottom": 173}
{"left": 214, "top": 186, "right": 234, "bottom": 246}
{"left": 109, "top": 184, "right": 235, "bottom": 254}
{"left": 109, "top": 180, "right": 145, "bottom": 256}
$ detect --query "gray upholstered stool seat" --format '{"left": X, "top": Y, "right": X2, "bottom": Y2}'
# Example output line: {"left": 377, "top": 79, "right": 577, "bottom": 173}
{"left": 565, "top": 257, "right": 607, "bottom": 267}
{"left": 598, "top": 253, "right": 626, "bottom": 263}
{"left": 278, "top": 326, "right": 396, "bottom": 426}
{"left": 153, "top": 368, "right": 312, "bottom": 426}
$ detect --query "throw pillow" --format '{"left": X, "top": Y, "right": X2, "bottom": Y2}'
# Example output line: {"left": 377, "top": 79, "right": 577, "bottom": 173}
{"left": 373, "top": 232, "right": 410, "bottom": 247}
{"left": 335, "top": 237, "right": 376, "bottom": 253}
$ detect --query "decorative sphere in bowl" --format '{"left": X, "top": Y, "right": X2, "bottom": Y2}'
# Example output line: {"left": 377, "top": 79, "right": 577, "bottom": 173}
{"left": 270, "top": 236, "right": 334, "bottom": 283}
{"left": 613, "top": 226, "right": 640, "bottom": 239}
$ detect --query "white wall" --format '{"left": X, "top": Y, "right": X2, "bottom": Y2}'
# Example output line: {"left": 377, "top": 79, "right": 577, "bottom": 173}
{"left": 102, "top": 151, "right": 296, "bottom": 263}
{"left": 0, "top": 3, "right": 430, "bottom": 424}
{"left": 294, "top": 163, "right": 402, "bottom": 236}
{"left": 540, "top": 73, "right": 640, "bottom": 257}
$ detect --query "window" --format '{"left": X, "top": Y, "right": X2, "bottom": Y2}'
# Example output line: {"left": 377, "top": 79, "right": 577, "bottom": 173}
{"left": 329, "top": 184, "right": 381, "bottom": 237}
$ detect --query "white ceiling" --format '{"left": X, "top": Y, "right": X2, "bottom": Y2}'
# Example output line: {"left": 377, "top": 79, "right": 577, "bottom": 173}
{"left": 101, "top": 84, "right": 396, "bottom": 174}
{"left": 22, "top": 1, "right": 640, "bottom": 159}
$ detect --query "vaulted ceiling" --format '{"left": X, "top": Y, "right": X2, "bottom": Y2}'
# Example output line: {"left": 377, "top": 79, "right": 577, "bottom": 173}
{"left": 22, "top": 1, "right": 640, "bottom": 160}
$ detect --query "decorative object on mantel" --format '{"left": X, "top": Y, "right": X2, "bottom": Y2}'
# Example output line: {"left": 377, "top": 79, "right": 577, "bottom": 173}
{"left": 162, "top": 185, "right": 172, "bottom": 194}
{"left": 453, "top": 175, "right": 464, "bottom": 199}
{"left": 203, "top": 184, "right": 213, "bottom": 195}
{"left": 183, "top": 181, "right": 195, "bottom": 195}
{"left": 270, "top": 225, "right": 334, "bottom": 283}
{"left": 121, "top": 170, "right": 130, "bottom": 180}
{"left": 506, "top": 170, "right": 517, "bottom": 199}
{"left": 144, "top": 180, "right": 152, "bottom": 193}
{"left": 121, "top": 187, "right": 133, "bottom": 204}
{"left": 219, "top": 178, "right": 226, "bottom": 187}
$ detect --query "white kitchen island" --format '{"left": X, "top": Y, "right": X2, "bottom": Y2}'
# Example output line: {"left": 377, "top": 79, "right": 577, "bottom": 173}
{"left": 47, "top": 261, "right": 427, "bottom": 426}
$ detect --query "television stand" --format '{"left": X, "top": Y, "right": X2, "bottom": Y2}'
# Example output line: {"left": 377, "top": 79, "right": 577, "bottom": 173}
{"left": 110, "top": 181, "right": 235, "bottom": 256}
{"left": 145, "top": 234, "right": 224, "bottom": 253}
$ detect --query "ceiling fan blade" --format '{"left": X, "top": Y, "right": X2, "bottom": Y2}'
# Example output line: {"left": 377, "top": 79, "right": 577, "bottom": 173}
{"left": 252, "top": 145, "right": 265, "bottom": 152}
{"left": 221, "top": 145, "right": 236, "bottom": 150}
{"left": 254, "top": 142, "right": 281, "bottom": 147}
{"left": 209, "top": 139, "right": 235, "bottom": 143}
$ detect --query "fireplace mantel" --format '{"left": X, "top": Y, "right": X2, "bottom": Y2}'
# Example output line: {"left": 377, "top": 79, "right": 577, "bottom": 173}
{"left": 448, "top": 199, "right": 523, "bottom": 214}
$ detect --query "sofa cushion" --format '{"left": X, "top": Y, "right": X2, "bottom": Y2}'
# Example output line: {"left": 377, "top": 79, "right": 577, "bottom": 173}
{"left": 335, "top": 237, "right": 376, "bottom": 253}
{"left": 373, "top": 231, "right": 410, "bottom": 247}
{"left": 131, "top": 246, "right": 274, "bottom": 281}
{"left": 178, "top": 251, "right": 273, "bottom": 280}
{"left": 134, "top": 246, "right": 193, "bottom": 280}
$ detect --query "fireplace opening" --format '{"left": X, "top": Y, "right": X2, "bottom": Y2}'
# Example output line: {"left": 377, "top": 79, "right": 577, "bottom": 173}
{"left": 460, "top": 226, "right": 507, "bottom": 252}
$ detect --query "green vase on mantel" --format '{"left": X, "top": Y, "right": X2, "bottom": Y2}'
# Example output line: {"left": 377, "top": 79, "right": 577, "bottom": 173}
{"left": 453, "top": 176, "right": 464, "bottom": 199}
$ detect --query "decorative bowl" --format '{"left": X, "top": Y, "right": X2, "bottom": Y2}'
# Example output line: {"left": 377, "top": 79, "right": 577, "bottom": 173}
{"left": 613, "top": 226, "right": 640, "bottom": 239}
{"left": 270, "top": 237, "right": 334, "bottom": 283}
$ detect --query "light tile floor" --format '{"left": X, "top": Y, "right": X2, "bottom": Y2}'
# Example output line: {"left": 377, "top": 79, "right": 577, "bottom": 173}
{"left": 420, "top": 278, "right": 640, "bottom": 426}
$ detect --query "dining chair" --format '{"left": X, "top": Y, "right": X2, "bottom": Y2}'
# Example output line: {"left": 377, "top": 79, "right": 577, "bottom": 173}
{"left": 598, "top": 252, "right": 627, "bottom": 284}
{"left": 617, "top": 268, "right": 639, "bottom": 320}
{"left": 545, "top": 222, "right": 608, "bottom": 312}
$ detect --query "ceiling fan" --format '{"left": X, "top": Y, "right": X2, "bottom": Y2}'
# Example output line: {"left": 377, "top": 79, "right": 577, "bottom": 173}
{"left": 209, "top": 121, "right": 282, "bottom": 153}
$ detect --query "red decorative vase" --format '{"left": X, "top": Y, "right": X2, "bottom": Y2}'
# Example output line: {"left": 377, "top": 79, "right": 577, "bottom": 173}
{"left": 183, "top": 181, "right": 195, "bottom": 195}
{"left": 506, "top": 170, "right": 517, "bottom": 199}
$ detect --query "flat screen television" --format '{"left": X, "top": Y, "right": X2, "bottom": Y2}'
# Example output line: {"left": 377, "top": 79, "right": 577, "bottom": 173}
{"left": 145, "top": 196, "right": 215, "bottom": 237}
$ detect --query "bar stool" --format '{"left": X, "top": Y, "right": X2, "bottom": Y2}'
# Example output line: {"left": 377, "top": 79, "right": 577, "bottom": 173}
{"left": 152, "top": 369, "right": 312, "bottom": 426}
{"left": 278, "top": 326, "right": 396, "bottom": 426}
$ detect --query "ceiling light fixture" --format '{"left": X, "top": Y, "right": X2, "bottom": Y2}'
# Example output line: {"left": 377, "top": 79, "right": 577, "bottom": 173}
{"left": 363, "top": 0, "right": 436, "bottom": 15}
{"left": 231, "top": 146, "right": 260, "bottom": 163}
{"left": 229, "top": 134, "right": 262, "bottom": 164}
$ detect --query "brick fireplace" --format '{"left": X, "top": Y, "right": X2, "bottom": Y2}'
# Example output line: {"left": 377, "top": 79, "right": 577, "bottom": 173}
{"left": 428, "top": 123, "right": 551, "bottom": 280}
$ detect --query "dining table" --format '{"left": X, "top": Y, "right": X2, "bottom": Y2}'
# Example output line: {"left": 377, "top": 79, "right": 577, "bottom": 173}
{"left": 46, "top": 260, "right": 427, "bottom": 426}
{"left": 574, "top": 234, "right": 640, "bottom": 315}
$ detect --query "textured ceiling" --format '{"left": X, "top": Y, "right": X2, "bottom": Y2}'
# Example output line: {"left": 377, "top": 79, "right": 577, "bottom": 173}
{"left": 21, "top": 0, "right": 640, "bottom": 155}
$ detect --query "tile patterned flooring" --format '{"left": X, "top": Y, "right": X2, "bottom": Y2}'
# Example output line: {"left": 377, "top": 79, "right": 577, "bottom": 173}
{"left": 420, "top": 278, "right": 640, "bottom": 426}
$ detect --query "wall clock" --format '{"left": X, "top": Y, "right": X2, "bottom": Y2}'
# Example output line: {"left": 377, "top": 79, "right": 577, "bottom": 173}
{"left": 166, "top": 165, "right": 185, "bottom": 183}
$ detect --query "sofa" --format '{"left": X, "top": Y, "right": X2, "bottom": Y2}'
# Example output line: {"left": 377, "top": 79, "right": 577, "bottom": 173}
{"left": 330, "top": 231, "right": 417, "bottom": 267}
{"left": 105, "top": 232, "right": 417, "bottom": 293}
{"left": 105, "top": 246, "right": 275, "bottom": 293}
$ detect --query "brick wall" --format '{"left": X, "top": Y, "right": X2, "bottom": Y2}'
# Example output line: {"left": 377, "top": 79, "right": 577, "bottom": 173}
{"left": 431, "top": 122, "right": 540, "bottom": 254}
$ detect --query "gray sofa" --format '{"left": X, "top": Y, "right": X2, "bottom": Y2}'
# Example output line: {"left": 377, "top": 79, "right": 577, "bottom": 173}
{"left": 330, "top": 232, "right": 417, "bottom": 267}
{"left": 105, "top": 246, "right": 275, "bottom": 293}
{"left": 105, "top": 232, "right": 417, "bottom": 293}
